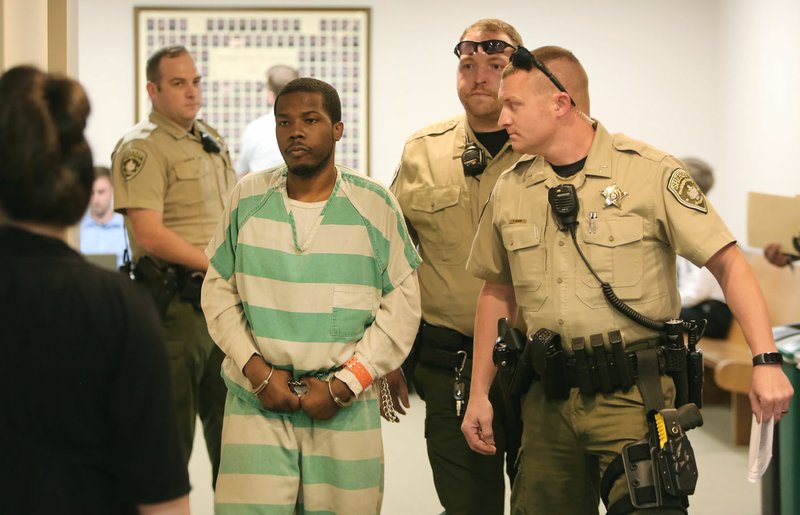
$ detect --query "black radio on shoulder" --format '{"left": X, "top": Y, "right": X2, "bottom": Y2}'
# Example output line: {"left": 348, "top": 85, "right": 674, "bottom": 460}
{"left": 461, "top": 137, "right": 486, "bottom": 176}
{"left": 200, "top": 131, "right": 221, "bottom": 154}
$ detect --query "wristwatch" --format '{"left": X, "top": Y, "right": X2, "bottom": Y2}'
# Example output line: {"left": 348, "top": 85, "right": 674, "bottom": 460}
{"left": 752, "top": 352, "right": 784, "bottom": 366}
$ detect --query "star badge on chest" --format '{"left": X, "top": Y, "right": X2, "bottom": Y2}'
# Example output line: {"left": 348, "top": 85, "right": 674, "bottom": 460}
{"left": 601, "top": 184, "right": 628, "bottom": 208}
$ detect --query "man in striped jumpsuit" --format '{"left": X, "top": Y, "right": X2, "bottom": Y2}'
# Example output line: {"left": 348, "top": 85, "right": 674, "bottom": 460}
{"left": 202, "top": 78, "right": 422, "bottom": 514}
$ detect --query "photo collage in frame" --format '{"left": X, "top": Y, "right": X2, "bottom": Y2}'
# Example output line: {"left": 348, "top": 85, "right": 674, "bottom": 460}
{"left": 135, "top": 8, "right": 370, "bottom": 173}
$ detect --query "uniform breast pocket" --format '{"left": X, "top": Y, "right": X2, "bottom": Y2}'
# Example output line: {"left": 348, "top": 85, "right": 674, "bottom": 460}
{"left": 330, "top": 285, "right": 380, "bottom": 339}
{"left": 169, "top": 157, "right": 212, "bottom": 206}
{"left": 501, "top": 223, "right": 547, "bottom": 311}
{"left": 407, "top": 186, "right": 467, "bottom": 264}
{"left": 576, "top": 216, "right": 643, "bottom": 308}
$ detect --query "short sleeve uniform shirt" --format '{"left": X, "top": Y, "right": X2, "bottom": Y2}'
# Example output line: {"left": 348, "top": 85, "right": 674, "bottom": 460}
{"left": 111, "top": 110, "right": 236, "bottom": 261}
{"left": 391, "top": 116, "right": 522, "bottom": 336}
{"left": 467, "top": 122, "right": 735, "bottom": 345}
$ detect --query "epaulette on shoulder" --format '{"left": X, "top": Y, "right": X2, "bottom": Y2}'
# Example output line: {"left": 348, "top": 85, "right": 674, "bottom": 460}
{"left": 503, "top": 154, "right": 536, "bottom": 176}
{"left": 119, "top": 119, "right": 158, "bottom": 146}
{"left": 612, "top": 134, "right": 669, "bottom": 163}
{"left": 406, "top": 116, "right": 460, "bottom": 142}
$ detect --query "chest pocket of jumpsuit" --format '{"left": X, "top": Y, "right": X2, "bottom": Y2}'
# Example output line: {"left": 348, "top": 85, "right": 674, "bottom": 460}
{"left": 576, "top": 216, "right": 643, "bottom": 308}
{"left": 330, "top": 285, "right": 380, "bottom": 339}
{"left": 407, "top": 186, "right": 466, "bottom": 264}
{"left": 501, "top": 223, "right": 547, "bottom": 311}
{"left": 169, "top": 156, "right": 214, "bottom": 206}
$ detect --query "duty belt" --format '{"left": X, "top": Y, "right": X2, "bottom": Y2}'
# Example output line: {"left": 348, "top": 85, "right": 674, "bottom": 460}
{"left": 417, "top": 323, "right": 473, "bottom": 371}
{"left": 525, "top": 329, "right": 680, "bottom": 400}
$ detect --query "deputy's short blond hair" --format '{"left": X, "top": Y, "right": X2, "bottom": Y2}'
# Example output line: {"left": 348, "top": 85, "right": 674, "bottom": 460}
{"left": 459, "top": 19, "right": 523, "bottom": 47}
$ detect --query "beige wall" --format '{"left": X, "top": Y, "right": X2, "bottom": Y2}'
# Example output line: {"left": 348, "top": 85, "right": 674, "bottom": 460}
{"left": 1, "top": 0, "right": 80, "bottom": 246}
{"left": 2, "top": 0, "right": 48, "bottom": 69}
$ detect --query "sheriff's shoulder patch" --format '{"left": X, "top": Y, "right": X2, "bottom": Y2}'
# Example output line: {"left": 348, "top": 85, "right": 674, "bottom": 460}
{"left": 120, "top": 149, "right": 146, "bottom": 181}
{"left": 667, "top": 169, "right": 707, "bottom": 213}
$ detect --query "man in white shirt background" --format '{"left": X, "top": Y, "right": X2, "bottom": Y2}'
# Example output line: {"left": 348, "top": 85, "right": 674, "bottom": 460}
{"left": 235, "top": 64, "right": 299, "bottom": 179}
{"left": 677, "top": 157, "right": 732, "bottom": 338}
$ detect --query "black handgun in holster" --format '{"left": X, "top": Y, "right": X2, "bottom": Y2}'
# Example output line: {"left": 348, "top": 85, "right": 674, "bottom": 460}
{"left": 176, "top": 267, "right": 205, "bottom": 309}
{"left": 610, "top": 403, "right": 702, "bottom": 512}
{"left": 492, "top": 318, "right": 531, "bottom": 396}
{"left": 124, "top": 256, "right": 178, "bottom": 318}
{"left": 492, "top": 317, "right": 526, "bottom": 478}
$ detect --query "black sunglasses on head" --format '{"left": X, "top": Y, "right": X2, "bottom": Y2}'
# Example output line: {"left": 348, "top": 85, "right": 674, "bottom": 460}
{"left": 511, "top": 46, "right": 576, "bottom": 107}
{"left": 453, "top": 39, "right": 517, "bottom": 58}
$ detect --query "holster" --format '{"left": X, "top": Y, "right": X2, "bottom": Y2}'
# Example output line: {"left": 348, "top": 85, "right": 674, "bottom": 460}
{"left": 127, "top": 256, "right": 178, "bottom": 318}
{"left": 492, "top": 318, "right": 532, "bottom": 397}
{"left": 491, "top": 317, "right": 526, "bottom": 477}
{"left": 176, "top": 267, "right": 205, "bottom": 309}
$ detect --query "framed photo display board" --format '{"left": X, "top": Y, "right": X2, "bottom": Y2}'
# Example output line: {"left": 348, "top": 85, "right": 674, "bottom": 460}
{"left": 134, "top": 7, "right": 370, "bottom": 173}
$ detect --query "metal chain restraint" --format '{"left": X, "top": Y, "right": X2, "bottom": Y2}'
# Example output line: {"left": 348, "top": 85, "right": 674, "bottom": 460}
{"left": 380, "top": 376, "right": 399, "bottom": 423}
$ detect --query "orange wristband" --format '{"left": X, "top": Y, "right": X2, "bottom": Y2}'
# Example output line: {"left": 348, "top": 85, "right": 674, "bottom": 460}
{"left": 344, "top": 356, "right": 372, "bottom": 389}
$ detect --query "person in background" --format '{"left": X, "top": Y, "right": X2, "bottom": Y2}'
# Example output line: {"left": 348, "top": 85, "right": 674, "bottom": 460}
{"left": 764, "top": 243, "right": 797, "bottom": 268}
{"left": 389, "top": 18, "right": 524, "bottom": 515}
{"left": 202, "top": 78, "right": 421, "bottom": 514}
{"left": 80, "top": 165, "right": 128, "bottom": 268}
{"left": 111, "top": 45, "right": 236, "bottom": 487}
{"left": 677, "top": 157, "right": 733, "bottom": 338}
{"left": 0, "top": 65, "right": 190, "bottom": 515}
{"left": 235, "top": 64, "right": 299, "bottom": 178}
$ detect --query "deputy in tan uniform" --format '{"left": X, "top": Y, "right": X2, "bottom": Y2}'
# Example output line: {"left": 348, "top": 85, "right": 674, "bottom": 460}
{"left": 112, "top": 46, "right": 236, "bottom": 487}
{"left": 389, "top": 19, "right": 523, "bottom": 515}
{"left": 462, "top": 45, "right": 794, "bottom": 515}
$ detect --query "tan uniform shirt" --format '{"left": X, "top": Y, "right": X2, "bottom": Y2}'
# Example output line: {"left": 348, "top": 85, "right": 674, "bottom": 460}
{"left": 112, "top": 110, "right": 236, "bottom": 262}
{"left": 467, "top": 122, "right": 735, "bottom": 346}
{"left": 391, "top": 115, "right": 523, "bottom": 336}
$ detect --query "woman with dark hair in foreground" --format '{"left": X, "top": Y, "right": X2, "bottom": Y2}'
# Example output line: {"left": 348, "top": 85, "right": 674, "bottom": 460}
{"left": 0, "top": 66, "right": 191, "bottom": 515}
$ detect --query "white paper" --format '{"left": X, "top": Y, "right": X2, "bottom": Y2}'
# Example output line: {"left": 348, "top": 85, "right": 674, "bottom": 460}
{"left": 747, "top": 414, "right": 774, "bottom": 482}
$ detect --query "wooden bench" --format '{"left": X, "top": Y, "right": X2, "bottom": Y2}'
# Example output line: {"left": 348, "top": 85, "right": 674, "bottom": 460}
{"left": 699, "top": 250, "right": 800, "bottom": 445}
{"left": 700, "top": 320, "right": 752, "bottom": 445}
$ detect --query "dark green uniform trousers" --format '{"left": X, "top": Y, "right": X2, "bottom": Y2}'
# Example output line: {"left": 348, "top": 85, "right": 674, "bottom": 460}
{"left": 162, "top": 297, "right": 226, "bottom": 488}
{"left": 511, "top": 377, "right": 683, "bottom": 515}
{"left": 415, "top": 362, "right": 518, "bottom": 515}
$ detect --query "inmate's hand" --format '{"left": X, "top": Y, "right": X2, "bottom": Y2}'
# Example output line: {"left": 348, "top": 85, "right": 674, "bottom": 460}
{"left": 258, "top": 368, "right": 301, "bottom": 412}
{"left": 243, "top": 354, "right": 301, "bottom": 412}
{"left": 300, "top": 376, "right": 348, "bottom": 420}
{"left": 461, "top": 394, "right": 497, "bottom": 455}
{"left": 381, "top": 368, "right": 410, "bottom": 421}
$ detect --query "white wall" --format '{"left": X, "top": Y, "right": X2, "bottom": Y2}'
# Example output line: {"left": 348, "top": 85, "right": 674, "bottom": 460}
{"left": 82, "top": 0, "right": 793, "bottom": 241}
{"left": 717, "top": 0, "right": 800, "bottom": 242}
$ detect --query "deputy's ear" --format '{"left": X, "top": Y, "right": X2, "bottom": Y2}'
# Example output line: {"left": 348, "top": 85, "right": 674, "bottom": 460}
{"left": 146, "top": 81, "right": 158, "bottom": 100}
{"left": 554, "top": 91, "right": 572, "bottom": 115}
